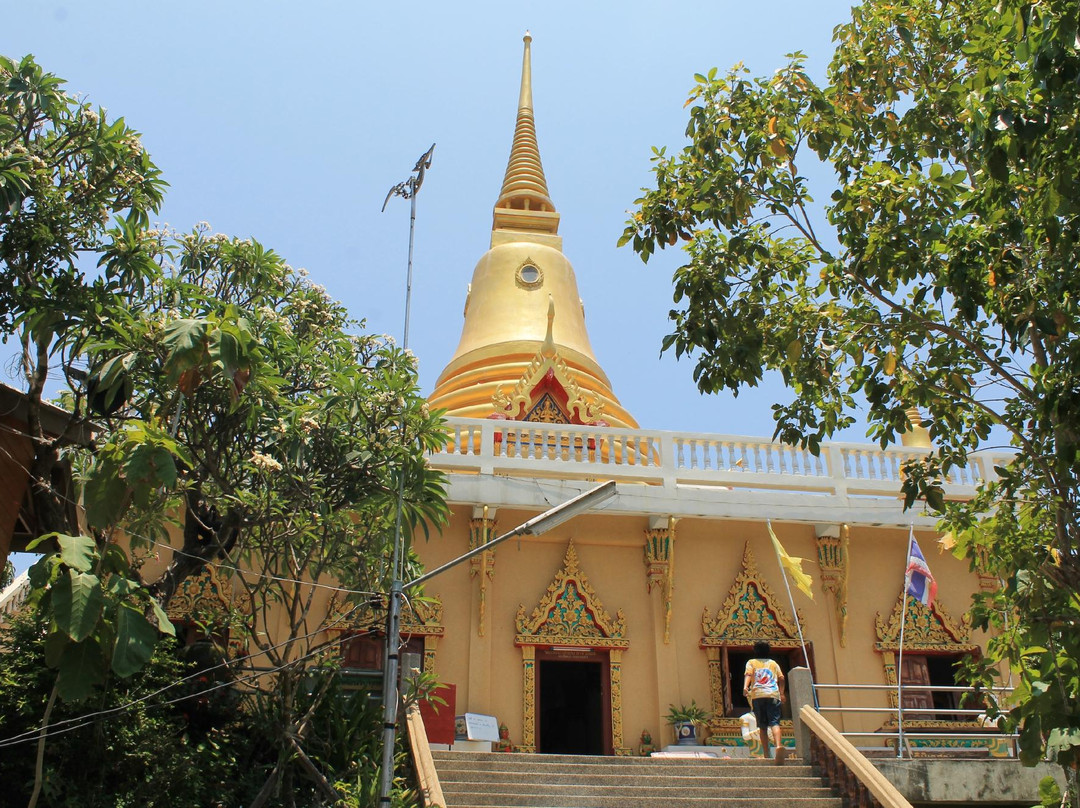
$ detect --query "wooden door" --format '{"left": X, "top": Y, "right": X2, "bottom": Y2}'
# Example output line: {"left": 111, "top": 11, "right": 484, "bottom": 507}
{"left": 899, "top": 655, "right": 934, "bottom": 714}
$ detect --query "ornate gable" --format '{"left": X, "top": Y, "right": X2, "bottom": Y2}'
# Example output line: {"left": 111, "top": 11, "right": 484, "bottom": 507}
{"left": 701, "top": 543, "right": 804, "bottom": 648}
{"left": 327, "top": 593, "right": 445, "bottom": 638}
{"left": 165, "top": 565, "right": 251, "bottom": 623}
{"left": 516, "top": 540, "right": 627, "bottom": 648}
{"left": 492, "top": 298, "right": 604, "bottom": 425}
{"left": 875, "top": 593, "right": 975, "bottom": 652}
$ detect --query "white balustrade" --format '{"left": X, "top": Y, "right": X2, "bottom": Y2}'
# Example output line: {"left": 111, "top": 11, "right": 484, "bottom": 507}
{"left": 431, "top": 417, "right": 1011, "bottom": 500}
{"left": 0, "top": 571, "right": 29, "bottom": 620}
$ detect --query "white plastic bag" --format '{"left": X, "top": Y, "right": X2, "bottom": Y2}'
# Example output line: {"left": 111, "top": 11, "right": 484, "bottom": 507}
{"left": 739, "top": 711, "right": 757, "bottom": 739}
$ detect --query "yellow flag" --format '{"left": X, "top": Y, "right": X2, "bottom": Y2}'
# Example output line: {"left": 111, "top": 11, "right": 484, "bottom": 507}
{"left": 768, "top": 522, "right": 814, "bottom": 600}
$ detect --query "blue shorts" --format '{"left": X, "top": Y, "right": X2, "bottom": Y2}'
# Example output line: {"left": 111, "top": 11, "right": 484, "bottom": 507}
{"left": 752, "top": 697, "right": 782, "bottom": 728}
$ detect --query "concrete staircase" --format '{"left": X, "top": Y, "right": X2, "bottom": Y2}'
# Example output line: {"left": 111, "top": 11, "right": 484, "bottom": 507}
{"left": 430, "top": 750, "right": 843, "bottom": 808}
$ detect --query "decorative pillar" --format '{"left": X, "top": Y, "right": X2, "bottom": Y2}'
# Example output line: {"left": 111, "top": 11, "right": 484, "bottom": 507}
{"left": 469, "top": 506, "right": 498, "bottom": 636}
{"left": 973, "top": 546, "right": 999, "bottom": 592}
{"left": 521, "top": 645, "right": 536, "bottom": 753}
{"left": 705, "top": 647, "right": 725, "bottom": 718}
{"left": 816, "top": 523, "right": 849, "bottom": 647}
{"left": 610, "top": 649, "right": 630, "bottom": 755}
{"left": 644, "top": 516, "right": 675, "bottom": 643}
{"left": 422, "top": 637, "right": 439, "bottom": 674}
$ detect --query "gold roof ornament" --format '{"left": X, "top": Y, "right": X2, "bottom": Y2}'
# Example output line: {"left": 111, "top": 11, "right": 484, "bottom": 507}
{"left": 899, "top": 406, "right": 933, "bottom": 449}
{"left": 428, "top": 33, "right": 637, "bottom": 429}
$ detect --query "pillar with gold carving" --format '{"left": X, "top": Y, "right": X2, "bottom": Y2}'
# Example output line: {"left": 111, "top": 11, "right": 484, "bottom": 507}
{"left": 643, "top": 516, "right": 675, "bottom": 644}
{"left": 469, "top": 506, "right": 498, "bottom": 636}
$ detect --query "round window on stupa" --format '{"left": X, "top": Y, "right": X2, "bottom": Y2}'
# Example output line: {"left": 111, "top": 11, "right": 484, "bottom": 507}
{"left": 516, "top": 261, "right": 543, "bottom": 289}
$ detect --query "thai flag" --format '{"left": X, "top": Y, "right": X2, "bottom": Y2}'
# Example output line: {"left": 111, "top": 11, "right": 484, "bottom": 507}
{"left": 905, "top": 532, "right": 937, "bottom": 607}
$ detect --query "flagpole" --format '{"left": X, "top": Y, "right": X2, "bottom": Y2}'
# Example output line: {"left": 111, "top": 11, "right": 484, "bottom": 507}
{"left": 896, "top": 526, "right": 913, "bottom": 759}
{"left": 767, "top": 520, "right": 814, "bottom": 688}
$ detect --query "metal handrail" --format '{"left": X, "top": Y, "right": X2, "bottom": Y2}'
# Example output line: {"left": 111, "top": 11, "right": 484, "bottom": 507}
{"left": 819, "top": 706, "right": 994, "bottom": 715}
{"left": 814, "top": 683, "right": 1015, "bottom": 693}
{"left": 808, "top": 679, "right": 1017, "bottom": 758}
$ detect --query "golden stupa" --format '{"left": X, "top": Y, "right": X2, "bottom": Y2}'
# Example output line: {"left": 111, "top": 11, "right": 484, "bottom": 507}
{"left": 428, "top": 34, "right": 637, "bottom": 429}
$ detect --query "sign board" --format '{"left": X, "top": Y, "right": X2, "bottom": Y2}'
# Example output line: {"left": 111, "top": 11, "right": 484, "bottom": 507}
{"left": 454, "top": 712, "right": 500, "bottom": 742}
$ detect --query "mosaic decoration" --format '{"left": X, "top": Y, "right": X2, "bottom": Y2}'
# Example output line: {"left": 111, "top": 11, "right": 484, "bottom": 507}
{"left": 816, "top": 525, "right": 849, "bottom": 647}
{"left": 492, "top": 298, "right": 604, "bottom": 425}
{"left": 516, "top": 540, "right": 628, "bottom": 647}
{"left": 524, "top": 392, "right": 572, "bottom": 424}
{"left": 164, "top": 565, "right": 252, "bottom": 657}
{"left": 874, "top": 592, "right": 974, "bottom": 652}
{"left": 875, "top": 717, "right": 1013, "bottom": 757}
{"left": 469, "top": 515, "right": 498, "bottom": 637}
{"left": 516, "top": 540, "right": 630, "bottom": 756}
{"left": 701, "top": 544, "right": 804, "bottom": 646}
{"left": 643, "top": 523, "right": 674, "bottom": 644}
{"left": 973, "top": 547, "right": 999, "bottom": 593}
{"left": 610, "top": 649, "right": 631, "bottom": 755}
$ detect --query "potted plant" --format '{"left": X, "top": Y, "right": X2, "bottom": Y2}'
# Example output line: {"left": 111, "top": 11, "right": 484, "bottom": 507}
{"left": 666, "top": 700, "right": 711, "bottom": 746}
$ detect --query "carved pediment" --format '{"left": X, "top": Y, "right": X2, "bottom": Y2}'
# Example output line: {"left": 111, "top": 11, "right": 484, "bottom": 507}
{"left": 516, "top": 540, "right": 628, "bottom": 648}
{"left": 327, "top": 593, "right": 444, "bottom": 637}
{"left": 875, "top": 593, "right": 974, "bottom": 652}
{"left": 165, "top": 565, "right": 250, "bottom": 623}
{"left": 492, "top": 298, "right": 604, "bottom": 425}
{"left": 702, "top": 543, "right": 804, "bottom": 647}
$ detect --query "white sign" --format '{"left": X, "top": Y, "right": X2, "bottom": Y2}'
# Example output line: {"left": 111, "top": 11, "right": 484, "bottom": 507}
{"left": 455, "top": 713, "right": 499, "bottom": 741}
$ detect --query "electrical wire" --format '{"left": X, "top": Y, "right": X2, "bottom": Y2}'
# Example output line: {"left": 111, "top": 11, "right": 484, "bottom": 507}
{"left": 0, "top": 605, "right": 377, "bottom": 750}
{"left": 0, "top": 429, "right": 388, "bottom": 598}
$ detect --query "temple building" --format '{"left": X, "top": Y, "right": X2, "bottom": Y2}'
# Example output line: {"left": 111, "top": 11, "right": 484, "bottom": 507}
{"left": 396, "top": 34, "right": 1011, "bottom": 756}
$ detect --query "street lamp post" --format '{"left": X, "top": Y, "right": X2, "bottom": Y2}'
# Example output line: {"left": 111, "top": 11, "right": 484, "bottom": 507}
{"left": 378, "top": 144, "right": 434, "bottom": 808}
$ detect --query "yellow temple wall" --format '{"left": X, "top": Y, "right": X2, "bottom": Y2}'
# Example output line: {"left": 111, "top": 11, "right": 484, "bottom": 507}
{"left": 415, "top": 502, "right": 992, "bottom": 750}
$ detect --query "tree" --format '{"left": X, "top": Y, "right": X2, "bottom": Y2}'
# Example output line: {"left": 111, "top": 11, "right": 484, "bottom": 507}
{"left": 2, "top": 54, "right": 449, "bottom": 805}
{"left": 622, "top": 0, "right": 1080, "bottom": 792}
{"left": 0, "top": 612, "right": 260, "bottom": 807}
{"left": 0, "top": 53, "right": 165, "bottom": 537}
{"left": 91, "top": 223, "right": 450, "bottom": 804}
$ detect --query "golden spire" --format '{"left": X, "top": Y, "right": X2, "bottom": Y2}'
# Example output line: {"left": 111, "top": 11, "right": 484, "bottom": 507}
{"left": 492, "top": 32, "right": 560, "bottom": 236}
{"left": 427, "top": 34, "right": 636, "bottom": 429}
{"left": 900, "top": 406, "right": 933, "bottom": 449}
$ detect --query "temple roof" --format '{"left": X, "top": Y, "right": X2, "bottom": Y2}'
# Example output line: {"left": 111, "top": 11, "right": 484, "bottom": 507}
{"left": 428, "top": 35, "right": 636, "bottom": 429}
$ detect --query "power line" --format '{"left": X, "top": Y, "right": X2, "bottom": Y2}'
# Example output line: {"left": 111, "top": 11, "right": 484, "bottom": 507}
{"left": 0, "top": 605, "right": 378, "bottom": 750}
{"left": 0, "top": 428, "right": 388, "bottom": 598}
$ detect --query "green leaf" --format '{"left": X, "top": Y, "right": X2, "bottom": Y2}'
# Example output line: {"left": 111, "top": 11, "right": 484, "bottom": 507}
{"left": 111, "top": 603, "right": 159, "bottom": 677}
{"left": 53, "top": 570, "right": 104, "bottom": 642}
{"left": 1046, "top": 727, "right": 1080, "bottom": 760}
{"left": 44, "top": 631, "right": 69, "bottom": 668}
{"left": 84, "top": 456, "right": 130, "bottom": 529}
{"left": 57, "top": 534, "right": 97, "bottom": 572}
{"left": 56, "top": 636, "right": 107, "bottom": 702}
{"left": 150, "top": 599, "right": 177, "bottom": 637}
{"left": 101, "top": 542, "right": 131, "bottom": 575}
{"left": 27, "top": 554, "right": 59, "bottom": 589}
{"left": 987, "top": 149, "right": 1010, "bottom": 183}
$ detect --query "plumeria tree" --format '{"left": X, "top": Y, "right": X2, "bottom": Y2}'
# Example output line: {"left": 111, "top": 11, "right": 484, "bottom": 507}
{"left": 2, "top": 54, "right": 448, "bottom": 806}
{"left": 622, "top": 0, "right": 1080, "bottom": 793}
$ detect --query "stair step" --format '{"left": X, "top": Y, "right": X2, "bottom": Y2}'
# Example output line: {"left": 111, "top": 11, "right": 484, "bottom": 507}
{"left": 442, "top": 782, "right": 835, "bottom": 798}
{"left": 438, "top": 771, "right": 825, "bottom": 788}
{"left": 431, "top": 750, "right": 840, "bottom": 808}
{"left": 444, "top": 796, "right": 842, "bottom": 808}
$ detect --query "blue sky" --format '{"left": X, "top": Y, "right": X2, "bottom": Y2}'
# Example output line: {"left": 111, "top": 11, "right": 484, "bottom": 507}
{"left": 2, "top": 1, "right": 863, "bottom": 439}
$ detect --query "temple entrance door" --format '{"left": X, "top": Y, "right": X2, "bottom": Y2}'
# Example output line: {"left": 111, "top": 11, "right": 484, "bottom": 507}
{"left": 537, "top": 649, "right": 610, "bottom": 755}
{"left": 899, "top": 654, "right": 935, "bottom": 715}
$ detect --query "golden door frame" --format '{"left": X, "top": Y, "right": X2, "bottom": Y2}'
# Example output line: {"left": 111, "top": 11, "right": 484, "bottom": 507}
{"left": 515, "top": 540, "right": 631, "bottom": 755}
{"left": 701, "top": 543, "right": 807, "bottom": 743}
